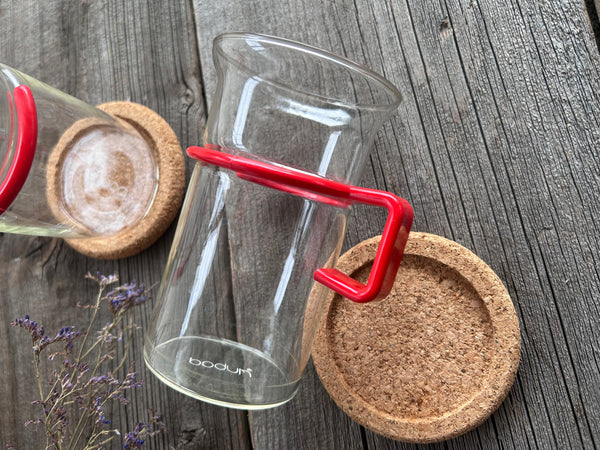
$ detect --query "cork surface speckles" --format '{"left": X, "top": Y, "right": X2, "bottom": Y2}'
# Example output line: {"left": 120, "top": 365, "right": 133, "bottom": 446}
{"left": 312, "top": 232, "right": 521, "bottom": 443}
{"left": 47, "top": 101, "right": 185, "bottom": 259}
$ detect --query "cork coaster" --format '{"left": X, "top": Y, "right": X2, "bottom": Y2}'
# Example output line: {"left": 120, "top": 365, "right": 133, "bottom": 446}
{"left": 46, "top": 101, "right": 185, "bottom": 259}
{"left": 312, "top": 232, "right": 520, "bottom": 443}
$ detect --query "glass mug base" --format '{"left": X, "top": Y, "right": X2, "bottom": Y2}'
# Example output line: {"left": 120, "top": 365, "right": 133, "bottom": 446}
{"left": 143, "top": 336, "right": 300, "bottom": 409}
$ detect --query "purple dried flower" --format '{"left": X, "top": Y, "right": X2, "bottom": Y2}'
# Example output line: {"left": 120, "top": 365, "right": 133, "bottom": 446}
{"left": 105, "top": 282, "right": 151, "bottom": 316}
{"left": 52, "top": 326, "right": 84, "bottom": 354}
{"left": 10, "top": 317, "right": 85, "bottom": 356}
{"left": 92, "top": 397, "right": 112, "bottom": 426}
{"left": 123, "top": 423, "right": 148, "bottom": 449}
{"left": 85, "top": 272, "right": 119, "bottom": 287}
{"left": 10, "top": 315, "right": 50, "bottom": 355}
{"left": 121, "top": 409, "right": 166, "bottom": 448}
{"left": 53, "top": 405, "right": 68, "bottom": 429}
{"left": 88, "top": 374, "right": 109, "bottom": 385}
{"left": 23, "top": 418, "right": 43, "bottom": 427}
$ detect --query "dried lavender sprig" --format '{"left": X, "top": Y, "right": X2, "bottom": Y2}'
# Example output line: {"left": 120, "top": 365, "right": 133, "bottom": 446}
{"left": 67, "top": 279, "right": 151, "bottom": 449}
{"left": 67, "top": 277, "right": 154, "bottom": 450}
{"left": 122, "top": 411, "right": 167, "bottom": 450}
{"left": 36, "top": 275, "right": 116, "bottom": 447}
{"left": 8, "top": 273, "right": 164, "bottom": 450}
{"left": 84, "top": 272, "right": 119, "bottom": 287}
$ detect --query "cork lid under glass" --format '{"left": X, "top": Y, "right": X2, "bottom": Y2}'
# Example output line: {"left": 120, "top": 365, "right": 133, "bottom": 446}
{"left": 46, "top": 101, "right": 185, "bottom": 259}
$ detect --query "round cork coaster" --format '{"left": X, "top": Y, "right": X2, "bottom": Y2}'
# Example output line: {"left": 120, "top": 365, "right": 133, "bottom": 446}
{"left": 46, "top": 101, "right": 185, "bottom": 259}
{"left": 312, "top": 232, "right": 520, "bottom": 443}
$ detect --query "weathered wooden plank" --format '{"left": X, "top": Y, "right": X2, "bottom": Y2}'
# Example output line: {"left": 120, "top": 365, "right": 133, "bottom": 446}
{"left": 192, "top": 2, "right": 381, "bottom": 448}
{"left": 0, "top": 1, "right": 251, "bottom": 448}
{"left": 193, "top": 0, "right": 600, "bottom": 449}
{"left": 249, "top": 360, "right": 364, "bottom": 449}
{"left": 1, "top": 0, "right": 599, "bottom": 448}
{"left": 427, "top": 1, "right": 600, "bottom": 447}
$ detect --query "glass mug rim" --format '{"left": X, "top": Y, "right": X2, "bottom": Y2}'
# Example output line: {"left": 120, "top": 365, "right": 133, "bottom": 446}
{"left": 213, "top": 32, "right": 402, "bottom": 112}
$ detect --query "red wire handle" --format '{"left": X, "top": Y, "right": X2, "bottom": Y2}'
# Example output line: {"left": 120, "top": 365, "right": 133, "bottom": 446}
{"left": 187, "top": 146, "right": 413, "bottom": 303}
{"left": 0, "top": 86, "right": 37, "bottom": 214}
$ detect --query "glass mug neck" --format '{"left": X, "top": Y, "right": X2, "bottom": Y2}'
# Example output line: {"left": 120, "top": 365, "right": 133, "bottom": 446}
{"left": 205, "top": 33, "right": 402, "bottom": 185}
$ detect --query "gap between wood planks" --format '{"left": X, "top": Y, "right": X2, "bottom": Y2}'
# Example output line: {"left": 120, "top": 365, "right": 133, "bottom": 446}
{"left": 586, "top": 0, "right": 600, "bottom": 50}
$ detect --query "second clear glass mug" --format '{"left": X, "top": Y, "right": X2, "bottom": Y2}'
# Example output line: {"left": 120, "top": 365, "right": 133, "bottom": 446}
{"left": 144, "top": 33, "right": 414, "bottom": 409}
{"left": 0, "top": 64, "right": 160, "bottom": 238}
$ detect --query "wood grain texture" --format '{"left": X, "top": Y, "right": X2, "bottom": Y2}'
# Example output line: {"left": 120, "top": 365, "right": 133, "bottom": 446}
{"left": 0, "top": 1, "right": 250, "bottom": 448}
{"left": 0, "top": 0, "right": 599, "bottom": 448}
{"left": 191, "top": 0, "right": 600, "bottom": 449}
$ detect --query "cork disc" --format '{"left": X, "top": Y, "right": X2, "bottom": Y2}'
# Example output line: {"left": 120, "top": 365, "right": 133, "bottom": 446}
{"left": 312, "top": 232, "right": 521, "bottom": 443}
{"left": 46, "top": 101, "right": 185, "bottom": 259}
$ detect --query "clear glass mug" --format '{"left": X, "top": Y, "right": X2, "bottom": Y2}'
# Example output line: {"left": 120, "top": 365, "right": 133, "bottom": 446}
{"left": 0, "top": 64, "right": 158, "bottom": 237}
{"left": 144, "top": 33, "right": 414, "bottom": 409}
